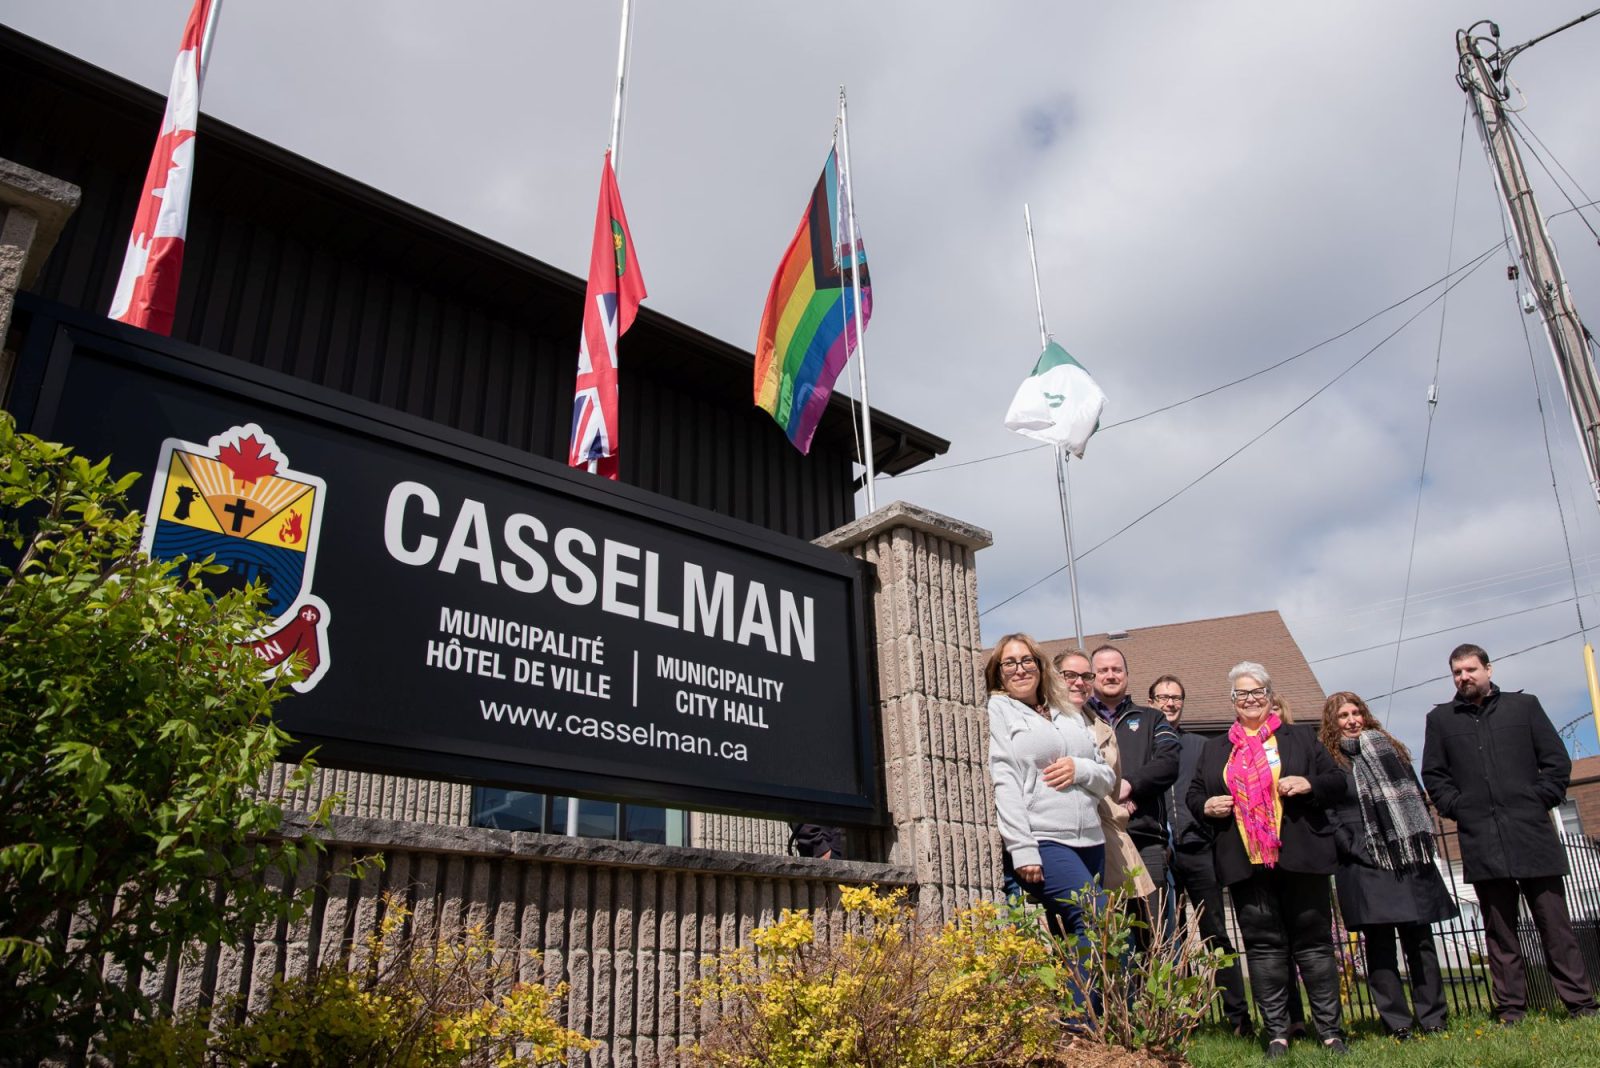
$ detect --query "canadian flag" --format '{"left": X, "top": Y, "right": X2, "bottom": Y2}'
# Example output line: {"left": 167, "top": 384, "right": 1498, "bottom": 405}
{"left": 108, "top": 0, "right": 221, "bottom": 335}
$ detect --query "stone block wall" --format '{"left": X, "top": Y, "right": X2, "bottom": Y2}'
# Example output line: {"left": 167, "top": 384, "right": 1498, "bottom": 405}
{"left": 144, "top": 814, "right": 914, "bottom": 1067}
{"left": 689, "top": 812, "right": 789, "bottom": 856}
{"left": 818, "top": 501, "right": 1001, "bottom": 920}
{"left": 0, "top": 156, "right": 79, "bottom": 402}
{"left": 262, "top": 762, "right": 474, "bottom": 826}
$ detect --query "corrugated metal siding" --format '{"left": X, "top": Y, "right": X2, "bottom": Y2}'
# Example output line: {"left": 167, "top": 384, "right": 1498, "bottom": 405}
{"left": 1, "top": 32, "right": 858, "bottom": 540}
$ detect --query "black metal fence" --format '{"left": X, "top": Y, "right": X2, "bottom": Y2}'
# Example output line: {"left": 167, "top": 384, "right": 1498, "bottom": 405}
{"left": 1200, "top": 829, "right": 1600, "bottom": 1025}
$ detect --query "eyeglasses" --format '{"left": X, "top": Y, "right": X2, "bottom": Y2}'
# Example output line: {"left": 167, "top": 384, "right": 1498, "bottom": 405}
{"left": 1152, "top": 694, "right": 1184, "bottom": 705}
{"left": 1057, "top": 670, "right": 1095, "bottom": 682}
{"left": 1231, "top": 687, "right": 1270, "bottom": 704}
{"left": 1000, "top": 656, "right": 1039, "bottom": 674}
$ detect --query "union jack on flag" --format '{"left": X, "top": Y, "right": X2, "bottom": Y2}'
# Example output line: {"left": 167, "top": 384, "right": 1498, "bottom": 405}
{"left": 568, "top": 152, "right": 647, "bottom": 480}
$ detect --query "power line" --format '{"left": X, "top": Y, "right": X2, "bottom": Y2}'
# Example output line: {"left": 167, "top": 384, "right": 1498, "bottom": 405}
{"left": 1294, "top": 550, "right": 1600, "bottom": 626}
{"left": 1385, "top": 98, "right": 1470, "bottom": 717}
{"left": 1507, "top": 113, "right": 1600, "bottom": 246}
{"left": 1364, "top": 628, "right": 1583, "bottom": 703}
{"left": 1309, "top": 594, "right": 1578, "bottom": 664}
{"left": 978, "top": 244, "right": 1502, "bottom": 618}
{"left": 886, "top": 243, "right": 1505, "bottom": 482}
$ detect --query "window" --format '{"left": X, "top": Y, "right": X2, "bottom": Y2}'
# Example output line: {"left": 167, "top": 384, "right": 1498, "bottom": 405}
{"left": 471, "top": 789, "right": 686, "bottom": 846}
{"left": 1556, "top": 798, "right": 1583, "bottom": 840}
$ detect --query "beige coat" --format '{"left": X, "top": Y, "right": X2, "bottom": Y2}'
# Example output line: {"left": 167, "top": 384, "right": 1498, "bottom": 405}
{"left": 1088, "top": 717, "right": 1157, "bottom": 897}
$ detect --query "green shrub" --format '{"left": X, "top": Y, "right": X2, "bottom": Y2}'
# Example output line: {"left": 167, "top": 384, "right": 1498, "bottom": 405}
{"left": 1020, "top": 881, "right": 1235, "bottom": 1056}
{"left": 0, "top": 414, "right": 328, "bottom": 1058}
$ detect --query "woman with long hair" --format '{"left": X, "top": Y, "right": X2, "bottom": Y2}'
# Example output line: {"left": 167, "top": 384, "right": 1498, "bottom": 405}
{"left": 986, "top": 634, "right": 1115, "bottom": 943}
{"left": 1319, "top": 692, "right": 1456, "bottom": 1039}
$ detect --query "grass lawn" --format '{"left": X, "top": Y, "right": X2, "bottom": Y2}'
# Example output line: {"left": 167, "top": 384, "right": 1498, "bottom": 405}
{"left": 1186, "top": 1011, "right": 1600, "bottom": 1067}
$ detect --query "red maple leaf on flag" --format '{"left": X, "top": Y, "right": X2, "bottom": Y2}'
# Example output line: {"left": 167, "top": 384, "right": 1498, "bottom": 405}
{"left": 218, "top": 435, "right": 279, "bottom": 485}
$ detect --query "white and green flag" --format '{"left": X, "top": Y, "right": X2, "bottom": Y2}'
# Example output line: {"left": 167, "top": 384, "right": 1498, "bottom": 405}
{"left": 1003, "top": 340, "right": 1107, "bottom": 458}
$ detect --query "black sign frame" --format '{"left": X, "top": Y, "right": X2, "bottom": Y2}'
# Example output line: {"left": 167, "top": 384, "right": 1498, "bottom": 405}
{"left": 7, "top": 296, "right": 884, "bottom": 827}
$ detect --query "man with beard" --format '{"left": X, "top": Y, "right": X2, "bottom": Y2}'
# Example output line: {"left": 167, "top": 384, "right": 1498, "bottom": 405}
{"left": 1421, "top": 642, "right": 1597, "bottom": 1025}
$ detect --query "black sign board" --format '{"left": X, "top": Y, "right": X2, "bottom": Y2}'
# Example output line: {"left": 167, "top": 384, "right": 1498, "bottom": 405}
{"left": 7, "top": 299, "right": 882, "bottom": 825}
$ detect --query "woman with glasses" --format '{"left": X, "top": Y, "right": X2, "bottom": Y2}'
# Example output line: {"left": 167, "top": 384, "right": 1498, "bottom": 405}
{"left": 1187, "top": 662, "right": 1349, "bottom": 1058}
{"left": 1319, "top": 692, "right": 1455, "bottom": 1040}
{"left": 1057, "top": 649, "right": 1154, "bottom": 901}
{"left": 987, "top": 634, "right": 1115, "bottom": 943}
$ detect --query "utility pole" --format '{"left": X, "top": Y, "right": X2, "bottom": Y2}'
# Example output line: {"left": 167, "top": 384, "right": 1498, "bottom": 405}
{"left": 1457, "top": 18, "right": 1600, "bottom": 508}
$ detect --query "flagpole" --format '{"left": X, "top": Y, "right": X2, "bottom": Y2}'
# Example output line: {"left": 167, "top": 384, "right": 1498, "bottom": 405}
{"left": 569, "top": 0, "right": 637, "bottom": 831}
{"left": 198, "top": 0, "right": 223, "bottom": 84}
{"left": 607, "top": 0, "right": 635, "bottom": 173}
{"left": 838, "top": 86, "right": 878, "bottom": 513}
{"left": 1024, "top": 203, "right": 1085, "bottom": 650}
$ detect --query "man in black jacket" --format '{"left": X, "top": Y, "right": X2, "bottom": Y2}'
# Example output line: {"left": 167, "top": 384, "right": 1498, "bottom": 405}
{"left": 1421, "top": 642, "right": 1597, "bottom": 1024}
{"left": 1087, "top": 645, "right": 1181, "bottom": 929}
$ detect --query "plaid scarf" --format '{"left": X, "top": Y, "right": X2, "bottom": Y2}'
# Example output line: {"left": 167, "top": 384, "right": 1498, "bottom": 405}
{"left": 1226, "top": 711, "right": 1283, "bottom": 868}
{"left": 1340, "top": 732, "right": 1435, "bottom": 871}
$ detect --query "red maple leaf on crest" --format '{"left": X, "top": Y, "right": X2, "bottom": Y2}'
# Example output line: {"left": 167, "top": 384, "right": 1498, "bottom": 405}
{"left": 218, "top": 435, "right": 278, "bottom": 485}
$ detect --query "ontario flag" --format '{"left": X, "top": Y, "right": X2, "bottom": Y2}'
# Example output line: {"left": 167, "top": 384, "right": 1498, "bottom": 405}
{"left": 108, "top": 0, "right": 221, "bottom": 335}
{"left": 568, "top": 151, "right": 647, "bottom": 480}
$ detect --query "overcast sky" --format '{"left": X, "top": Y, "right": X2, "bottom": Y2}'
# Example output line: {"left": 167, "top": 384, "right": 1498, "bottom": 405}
{"left": 6, "top": 1, "right": 1600, "bottom": 761}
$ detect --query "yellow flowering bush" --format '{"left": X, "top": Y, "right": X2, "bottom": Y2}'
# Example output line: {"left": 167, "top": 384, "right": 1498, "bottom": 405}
{"left": 111, "top": 893, "right": 597, "bottom": 1067}
{"left": 689, "top": 884, "right": 1061, "bottom": 1067}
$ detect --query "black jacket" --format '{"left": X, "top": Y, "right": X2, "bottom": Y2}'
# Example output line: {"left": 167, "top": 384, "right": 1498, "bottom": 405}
{"left": 1185, "top": 723, "right": 1348, "bottom": 886}
{"left": 1170, "top": 729, "right": 1212, "bottom": 852}
{"left": 1421, "top": 686, "right": 1570, "bottom": 882}
{"left": 1090, "top": 695, "right": 1181, "bottom": 847}
{"left": 1327, "top": 766, "right": 1457, "bottom": 929}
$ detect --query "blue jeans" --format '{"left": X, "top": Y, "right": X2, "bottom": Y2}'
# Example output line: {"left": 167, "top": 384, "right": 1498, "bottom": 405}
{"left": 1035, "top": 841, "right": 1107, "bottom": 940}
{"left": 1030, "top": 842, "right": 1106, "bottom": 1015}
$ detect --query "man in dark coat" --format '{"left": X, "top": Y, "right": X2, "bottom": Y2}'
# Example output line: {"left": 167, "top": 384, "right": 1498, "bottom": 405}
{"left": 1420, "top": 642, "right": 1598, "bottom": 1024}
{"left": 1088, "top": 645, "right": 1181, "bottom": 932}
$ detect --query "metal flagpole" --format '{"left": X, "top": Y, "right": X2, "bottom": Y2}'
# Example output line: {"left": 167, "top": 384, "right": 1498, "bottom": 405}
{"left": 570, "top": 0, "right": 637, "bottom": 833}
{"left": 608, "top": 0, "right": 635, "bottom": 172}
{"left": 1024, "top": 203, "right": 1084, "bottom": 650}
{"left": 198, "top": 0, "right": 223, "bottom": 84}
{"left": 837, "top": 86, "right": 878, "bottom": 512}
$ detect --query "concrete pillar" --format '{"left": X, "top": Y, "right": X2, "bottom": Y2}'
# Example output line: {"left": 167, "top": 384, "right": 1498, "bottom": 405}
{"left": 817, "top": 500, "right": 998, "bottom": 919}
{"left": 0, "top": 158, "right": 80, "bottom": 394}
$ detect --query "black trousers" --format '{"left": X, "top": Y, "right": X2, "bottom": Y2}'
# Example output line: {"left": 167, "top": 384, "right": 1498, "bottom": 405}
{"left": 1362, "top": 922, "right": 1447, "bottom": 1033}
{"left": 1476, "top": 875, "right": 1598, "bottom": 1019}
{"left": 1171, "top": 846, "right": 1250, "bottom": 1027}
{"left": 1231, "top": 868, "right": 1343, "bottom": 1041}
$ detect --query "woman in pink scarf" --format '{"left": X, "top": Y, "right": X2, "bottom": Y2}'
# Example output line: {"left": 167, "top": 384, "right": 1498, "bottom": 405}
{"left": 1186, "top": 662, "right": 1349, "bottom": 1059}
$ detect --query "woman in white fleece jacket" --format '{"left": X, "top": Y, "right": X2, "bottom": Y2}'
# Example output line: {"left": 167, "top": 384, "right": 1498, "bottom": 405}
{"left": 987, "top": 632, "right": 1116, "bottom": 940}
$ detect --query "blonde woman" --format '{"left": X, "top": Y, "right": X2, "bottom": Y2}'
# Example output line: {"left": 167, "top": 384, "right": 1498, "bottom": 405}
{"left": 1056, "top": 649, "right": 1154, "bottom": 899}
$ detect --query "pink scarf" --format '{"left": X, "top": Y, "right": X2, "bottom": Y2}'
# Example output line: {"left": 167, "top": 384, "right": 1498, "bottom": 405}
{"left": 1226, "top": 712, "right": 1283, "bottom": 867}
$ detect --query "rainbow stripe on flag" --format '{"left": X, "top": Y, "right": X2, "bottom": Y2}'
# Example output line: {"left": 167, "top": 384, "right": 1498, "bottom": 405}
{"left": 754, "top": 145, "right": 872, "bottom": 454}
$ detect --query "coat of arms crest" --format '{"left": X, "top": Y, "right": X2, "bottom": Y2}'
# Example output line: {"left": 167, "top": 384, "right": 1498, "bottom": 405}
{"left": 139, "top": 423, "right": 331, "bottom": 691}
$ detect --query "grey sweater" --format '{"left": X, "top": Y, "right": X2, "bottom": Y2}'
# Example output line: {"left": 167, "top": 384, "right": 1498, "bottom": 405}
{"left": 987, "top": 693, "right": 1114, "bottom": 869}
